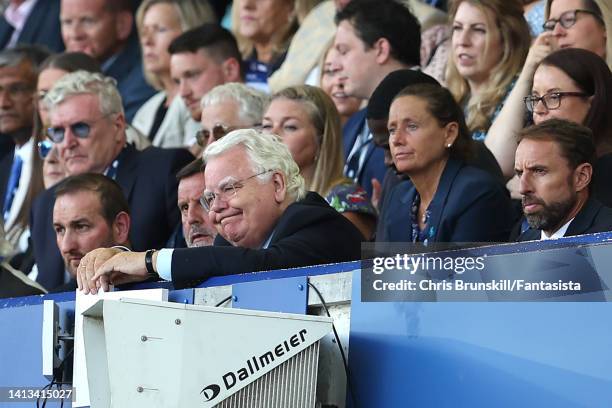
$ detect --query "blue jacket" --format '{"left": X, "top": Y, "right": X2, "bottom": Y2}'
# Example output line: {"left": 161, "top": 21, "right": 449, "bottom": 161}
{"left": 30, "top": 145, "right": 193, "bottom": 290}
{"left": 378, "top": 159, "right": 514, "bottom": 243}
{"left": 342, "top": 108, "right": 387, "bottom": 199}
{"left": 0, "top": 0, "right": 64, "bottom": 52}
{"left": 103, "top": 34, "right": 156, "bottom": 122}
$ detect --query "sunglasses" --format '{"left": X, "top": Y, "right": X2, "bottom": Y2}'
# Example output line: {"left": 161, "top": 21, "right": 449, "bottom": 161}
{"left": 195, "top": 124, "right": 236, "bottom": 147}
{"left": 46, "top": 114, "right": 112, "bottom": 143}
{"left": 37, "top": 140, "right": 54, "bottom": 160}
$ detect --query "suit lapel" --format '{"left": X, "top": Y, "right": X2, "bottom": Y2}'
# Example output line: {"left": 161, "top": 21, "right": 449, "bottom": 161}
{"left": 0, "top": 19, "right": 13, "bottom": 48}
{"left": 384, "top": 182, "right": 416, "bottom": 242}
{"left": 114, "top": 145, "right": 139, "bottom": 203}
{"left": 342, "top": 109, "right": 366, "bottom": 159}
{"left": 0, "top": 148, "right": 14, "bottom": 209}
{"left": 427, "top": 159, "right": 462, "bottom": 241}
{"left": 16, "top": 1, "right": 46, "bottom": 43}
{"left": 518, "top": 228, "right": 540, "bottom": 241}
{"left": 565, "top": 198, "right": 600, "bottom": 237}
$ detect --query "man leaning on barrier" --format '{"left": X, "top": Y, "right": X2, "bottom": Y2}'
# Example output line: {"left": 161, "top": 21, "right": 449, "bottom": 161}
{"left": 76, "top": 129, "right": 363, "bottom": 292}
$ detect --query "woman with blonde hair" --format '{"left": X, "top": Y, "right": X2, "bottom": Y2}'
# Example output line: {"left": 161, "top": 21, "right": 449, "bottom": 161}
{"left": 446, "top": 0, "right": 531, "bottom": 142}
{"left": 232, "top": 0, "right": 300, "bottom": 92}
{"left": 262, "top": 85, "right": 376, "bottom": 239}
{"left": 132, "top": 0, "right": 215, "bottom": 147}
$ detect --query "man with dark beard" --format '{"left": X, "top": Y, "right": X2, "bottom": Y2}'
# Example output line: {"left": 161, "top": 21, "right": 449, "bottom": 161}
{"left": 514, "top": 119, "right": 612, "bottom": 241}
{"left": 52, "top": 173, "right": 131, "bottom": 292}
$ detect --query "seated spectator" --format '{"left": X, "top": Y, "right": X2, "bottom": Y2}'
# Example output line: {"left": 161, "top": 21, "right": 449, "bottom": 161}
{"left": 263, "top": 85, "right": 377, "bottom": 239}
{"left": 38, "top": 141, "right": 65, "bottom": 189}
{"left": 379, "top": 83, "right": 514, "bottom": 243}
{"left": 197, "top": 82, "right": 268, "bottom": 151}
{"left": 169, "top": 24, "right": 243, "bottom": 131}
{"left": 487, "top": 0, "right": 609, "bottom": 178}
{"left": 545, "top": 0, "right": 610, "bottom": 69}
{"left": 446, "top": 0, "right": 530, "bottom": 142}
{"left": 31, "top": 71, "right": 193, "bottom": 290}
{"left": 320, "top": 41, "right": 363, "bottom": 127}
{"left": 0, "top": 0, "right": 64, "bottom": 51}
{"left": 267, "top": 0, "right": 336, "bottom": 91}
{"left": 176, "top": 158, "right": 217, "bottom": 247}
{"left": 51, "top": 173, "right": 131, "bottom": 292}
{"left": 527, "top": 49, "right": 612, "bottom": 206}
{"left": 132, "top": 0, "right": 215, "bottom": 147}
{"left": 60, "top": 0, "right": 156, "bottom": 121}
{"left": 330, "top": 0, "right": 422, "bottom": 198}
{"left": 37, "top": 52, "right": 151, "bottom": 151}
{"left": 0, "top": 46, "right": 49, "bottom": 254}
{"left": 76, "top": 129, "right": 363, "bottom": 292}
{"left": 233, "top": 0, "right": 298, "bottom": 92}
{"left": 515, "top": 119, "right": 612, "bottom": 240}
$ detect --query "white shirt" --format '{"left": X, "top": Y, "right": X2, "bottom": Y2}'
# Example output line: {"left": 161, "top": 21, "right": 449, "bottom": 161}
{"left": 540, "top": 218, "right": 574, "bottom": 240}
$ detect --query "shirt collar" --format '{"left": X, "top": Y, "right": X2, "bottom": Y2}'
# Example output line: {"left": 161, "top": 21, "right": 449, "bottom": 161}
{"left": 540, "top": 218, "right": 574, "bottom": 240}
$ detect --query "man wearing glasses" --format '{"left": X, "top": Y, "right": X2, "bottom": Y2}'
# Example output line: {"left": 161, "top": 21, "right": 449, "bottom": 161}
{"left": 76, "top": 130, "right": 362, "bottom": 293}
{"left": 30, "top": 70, "right": 192, "bottom": 291}
{"left": 514, "top": 119, "right": 612, "bottom": 241}
{"left": 0, "top": 46, "right": 49, "bottom": 252}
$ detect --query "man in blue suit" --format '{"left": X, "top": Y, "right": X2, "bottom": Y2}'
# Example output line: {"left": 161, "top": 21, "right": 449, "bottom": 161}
{"left": 31, "top": 71, "right": 192, "bottom": 291}
{"left": 515, "top": 119, "right": 612, "bottom": 241}
{"left": 329, "top": 0, "right": 421, "bottom": 198}
{"left": 0, "top": 0, "right": 64, "bottom": 52}
{"left": 60, "top": 0, "right": 155, "bottom": 121}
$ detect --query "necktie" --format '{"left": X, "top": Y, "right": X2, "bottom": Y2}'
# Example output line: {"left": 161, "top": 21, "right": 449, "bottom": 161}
{"left": 3, "top": 155, "right": 23, "bottom": 222}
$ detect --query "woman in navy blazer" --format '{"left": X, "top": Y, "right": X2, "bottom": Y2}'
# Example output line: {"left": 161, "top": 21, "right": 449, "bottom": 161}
{"left": 378, "top": 84, "right": 515, "bottom": 243}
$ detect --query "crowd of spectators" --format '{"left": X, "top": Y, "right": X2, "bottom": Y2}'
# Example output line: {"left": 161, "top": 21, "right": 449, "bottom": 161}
{"left": 0, "top": 0, "right": 610, "bottom": 295}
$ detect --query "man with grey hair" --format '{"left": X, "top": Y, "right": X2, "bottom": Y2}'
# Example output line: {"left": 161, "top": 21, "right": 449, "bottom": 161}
{"left": 60, "top": 0, "right": 155, "bottom": 121}
{"left": 196, "top": 83, "right": 269, "bottom": 150}
{"left": 30, "top": 70, "right": 193, "bottom": 291}
{"left": 76, "top": 129, "right": 362, "bottom": 292}
{"left": 0, "top": 45, "right": 50, "bottom": 251}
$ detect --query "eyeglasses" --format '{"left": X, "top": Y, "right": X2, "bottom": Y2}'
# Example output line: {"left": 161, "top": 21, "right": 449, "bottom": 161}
{"left": 0, "top": 82, "right": 33, "bottom": 99}
{"left": 46, "top": 114, "right": 112, "bottom": 143}
{"left": 37, "top": 140, "right": 54, "bottom": 160}
{"left": 199, "top": 170, "right": 271, "bottom": 211}
{"left": 542, "top": 9, "right": 603, "bottom": 31}
{"left": 523, "top": 91, "right": 588, "bottom": 112}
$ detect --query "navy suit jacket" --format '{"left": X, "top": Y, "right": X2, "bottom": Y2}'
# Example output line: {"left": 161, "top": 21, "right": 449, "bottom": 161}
{"left": 170, "top": 192, "right": 363, "bottom": 288}
{"left": 0, "top": 145, "right": 14, "bottom": 211}
{"left": 31, "top": 144, "right": 193, "bottom": 290}
{"left": 378, "top": 159, "right": 515, "bottom": 243}
{"left": 103, "top": 34, "right": 156, "bottom": 122}
{"left": 342, "top": 108, "right": 387, "bottom": 199}
{"left": 0, "top": 0, "right": 64, "bottom": 52}
{"left": 517, "top": 198, "right": 612, "bottom": 241}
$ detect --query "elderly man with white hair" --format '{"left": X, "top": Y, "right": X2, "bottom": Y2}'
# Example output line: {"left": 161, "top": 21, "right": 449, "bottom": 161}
{"left": 77, "top": 129, "right": 363, "bottom": 292}
{"left": 193, "top": 82, "right": 269, "bottom": 155}
{"left": 30, "top": 70, "right": 193, "bottom": 291}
